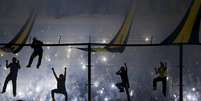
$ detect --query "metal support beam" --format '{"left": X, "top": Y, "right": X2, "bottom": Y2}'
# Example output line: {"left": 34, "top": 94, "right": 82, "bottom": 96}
{"left": 88, "top": 42, "right": 91, "bottom": 101}
{"left": 179, "top": 45, "right": 183, "bottom": 101}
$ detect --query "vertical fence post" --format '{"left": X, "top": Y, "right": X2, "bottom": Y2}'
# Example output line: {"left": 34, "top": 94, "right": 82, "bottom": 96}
{"left": 179, "top": 44, "right": 183, "bottom": 101}
{"left": 88, "top": 42, "right": 92, "bottom": 101}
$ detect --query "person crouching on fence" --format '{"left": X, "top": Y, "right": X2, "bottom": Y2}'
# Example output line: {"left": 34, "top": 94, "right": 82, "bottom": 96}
{"left": 153, "top": 62, "right": 167, "bottom": 97}
{"left": 26, "top": 37, "right": 43, "bottom": 69}
{"left": 1, "top": 57, "right": 21, "bottom": 97}
{"left": 51, "top": 67, "right": 68, "bottom": 101}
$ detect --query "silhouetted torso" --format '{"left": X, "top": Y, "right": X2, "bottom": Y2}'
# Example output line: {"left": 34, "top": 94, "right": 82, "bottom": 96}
{"left": 31, "top": 39, "right": 43, "bottom": 52}
{"left": 158, "top": 65, "right": 167, "bottom": 78}
{"left": 7, "top": 63, "right": 20, "bottom": 77}
{"left": 118, "top": 70, "right": 127, "bottom": 82}
{"left": 57, "top": 78, "right": 66, "bottom": 90}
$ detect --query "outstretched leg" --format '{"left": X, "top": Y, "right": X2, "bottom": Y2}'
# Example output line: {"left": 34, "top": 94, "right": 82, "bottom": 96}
{"left": 2, "top": 75, "right": 11, "bottom": 93}
{"left": 125, "top": 87, "right": 130, "bottom": 101}
{"left": 51, "top": 89, "right": 60, "bottom": 101}
{"left": 27, "top": 52, "right": 37, "bottom": 67}
{"left": 116, "top": 82, "right": 124, "bottom": 92}
{"left": 12, "top": 79, "right": 17, "bottom": 97}
{"left": 37, "top": 51, "right": 43, "bottom": 68}
{"left": 153, "top": 76, "right": 161, "bottom": 90}
{"left": 162, "top": 77, "right": 167, "bottom": 97}
{"left": 64, "top": 92, "right": 68, "bottom": 101}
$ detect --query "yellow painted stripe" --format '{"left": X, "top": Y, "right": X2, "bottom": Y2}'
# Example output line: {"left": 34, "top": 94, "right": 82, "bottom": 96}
{"left": 94, "top": 48, "right": 108, "bottom": 52}
{"left": 174, "top": 0, "right": 201, "bottom": 43}
{"left": 11, "top": 16, "right": 34, "bottom": 51}
{"left": 110, "top": 10, "right": 135, "bottom": 48}
{"left": 0, "top": 49, "right": 5, "bottom": 55}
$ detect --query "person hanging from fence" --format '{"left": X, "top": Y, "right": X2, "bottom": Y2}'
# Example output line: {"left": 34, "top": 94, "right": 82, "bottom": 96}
{"left": 26, "top": 37, "right": 43, "bottom": 69}
{"left": 1, "top": 57, "right": 21, "bottom": 97}
{"left": 51, "top": 67, "right": 68, "bottom": 101}
{"left": 153, "top": 61, "right": 167, "bottom": 97}
{"left": 115, "top": 63, "right": 130, "bottom": 101}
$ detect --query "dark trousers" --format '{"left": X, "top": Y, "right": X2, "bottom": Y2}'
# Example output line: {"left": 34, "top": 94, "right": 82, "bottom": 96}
{"left": 2, "top": 74, "right": 17, "bottom": 96}
{"left": 51, "top": 89, "right": 68, "bottom": 101}
{"left": 27, "top": 51, "right": 43, "bottom": 68}
{"left": 153, "top": 76, "right": 167, "bottom": 96}
{"left": 116, "top": 82, "right": 125, "bottom": 92}
{"left": 116, "top": 82, "right": 130, "bottom": 101}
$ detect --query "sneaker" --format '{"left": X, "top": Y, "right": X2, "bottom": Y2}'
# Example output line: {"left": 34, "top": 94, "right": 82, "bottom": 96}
{"left": 163, "top": 93, "right": 166, "bottom": 97}
{"left": 119, "top": 88, "right": 124, "bottom": 92}
{"left": 26, "top": 65, "right": 31, "bottom": 68}
{"left": 153, "top": 87, "right": 156, "bottom": 90}
{"left": 36, "top": 65, "right": 40, "bottom": 69}
{"left": 1, "top": 91, "right": 5, "bottom": 94}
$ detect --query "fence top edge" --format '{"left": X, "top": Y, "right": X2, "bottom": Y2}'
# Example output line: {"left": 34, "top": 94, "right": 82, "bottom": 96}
{"left": 0, "top": 43, "right": 200, "bottom": 46}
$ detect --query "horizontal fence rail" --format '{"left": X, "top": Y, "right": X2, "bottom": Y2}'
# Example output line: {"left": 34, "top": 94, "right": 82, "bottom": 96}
{"left": 0, "top": 43, "right": 201, "bottom": 46}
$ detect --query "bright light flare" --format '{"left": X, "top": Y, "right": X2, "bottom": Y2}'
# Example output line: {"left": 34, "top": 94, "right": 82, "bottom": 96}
{"left": 94, "top": 81, "right": 99, "bottom": 88}
{"left": 65, "top": 47, "right": 72, "bottom": 59}
{"left": 192, "top": 88, "right": 196, "bottom": 92}
{"left": 67, "top": 47, "right": 72, "bottom": 53}
{"left": 104, "top": 97, "right": 109, "bottom": 101}
{"left": 98, "top": 88, "right": 104, "bottom": 95}
{"left": 102, "top": 39, "right": 107, "bottom": 43}
{"left": 15, "top": 53, "right": 18, "bottom": 56}
{"left": 145, "top": 37, "right": 150, "bottom": 42}
{"left": 36, "top": 86, "right": 41, "bottom": 93}
{"left": 28, "top": 91, "right": 33, "bottom": 96}
{"left": 0, "top": 53, "right": 4, "bottom": 57}
{"left": 3, "top": 66, "right": 7, "bottom": 70}
{"left": 101, "top": 56, "right": 107, "bottom": 62}
{"left": 185, "top": 93, "right": 198, "bottom": 101}
{"left": 111, "top": 83, "right": 116, "bottom": 89}
{"left": 48, "top": 58, "right": 51, "bottom": 62}
{"left": 18, "top": 91, "right": 25, "bottom": 98}
{"left": 47, "top": 46, "right": 50, "bottom": 50}
{"left": 82, "top": 65, "right": 87, "bottom": 70}
{"left": 45, "top": 56, "right": 51, "bottom": 62}
{"left": 130, "top": 89, "right": 134, "bottom": 96}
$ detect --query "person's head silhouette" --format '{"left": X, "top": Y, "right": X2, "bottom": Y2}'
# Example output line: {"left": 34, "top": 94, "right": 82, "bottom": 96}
{"left": 160, "top": 62, "right": 164, "bottom": 66}
{"left": 120, "top": 66, "right": 125, "bottom": 71}
{"left": 59, "top": 74, "right": 65, "bottom": 80}
{"left": 12, "top": 57, "right": 17, "bottom": 63}
{"left": 33, "top": 37, "right": 37, "bottom": 41}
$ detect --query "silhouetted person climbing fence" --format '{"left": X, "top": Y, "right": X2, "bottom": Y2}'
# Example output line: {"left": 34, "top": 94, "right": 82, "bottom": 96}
{"left": 26, "top": 37, "right": 43, "bottom": 68}
{"left": 115, "top": 63, "right": 130, "bottom": 101}
{"left": 51, "top": 67, "right": 68, "bottom": 101}
{"left": 1, "top": 57, "right": 20, "bottom": 97}
{"left": 153, "top": 62, "right": 167, "bottom": 97}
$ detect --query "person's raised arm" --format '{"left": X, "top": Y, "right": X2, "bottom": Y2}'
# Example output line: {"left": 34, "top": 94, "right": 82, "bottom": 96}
{"left": 52, "top": 68, "right": 58, "bottom": 79}
{"left": 154, "top": 65, "right": 159, "bottom": 74}
{"left": 39, "top": 40, "right": 44, "bottom": 45}
{"left": 124, "top": 63, "right": 130, "bottom": 87}
{"left": 164, "top": 62, "right": 167, "bottom": 70}
{"left": 31, "top": 39, "right": 35, "bottom": 48}
{"left": 6, "top": 60, "right": 11, "bottom": 68}
{"left": 64, "top": 67, "right": 67, "bottom": 79}
{"left": 17, "top": 60, "right": 21, "bottom": 69}
{"left": 124, "top": 63, "right": 128, "bottom": 72}
{"left": 116, "top": 68, "right": 121, "bottom": 75}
